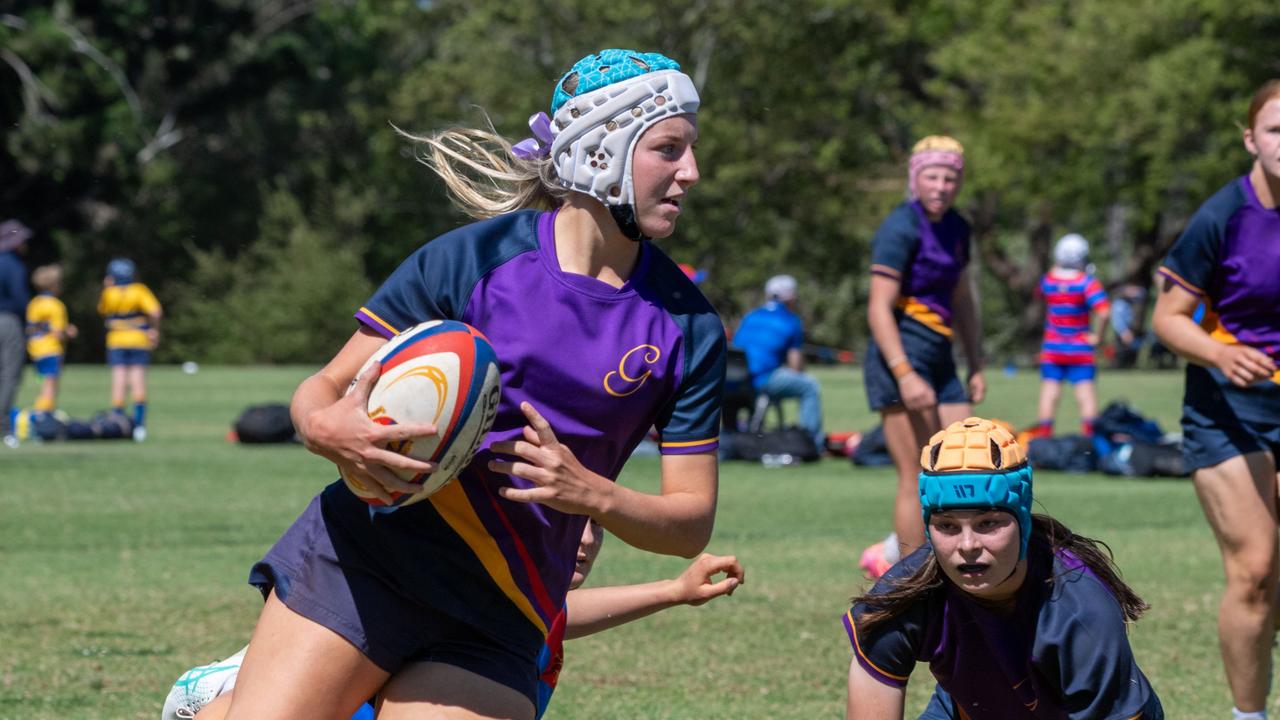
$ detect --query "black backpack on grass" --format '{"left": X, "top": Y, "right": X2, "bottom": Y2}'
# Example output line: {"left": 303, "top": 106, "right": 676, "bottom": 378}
{"left": 1099, "top": 441, "right": 1188, "bottom": 478}
{"left": 1027, "top": 435, "right": 1097, "bottom": 473}
{"left": 233, "top": 404, "right": 297, "bottom": 444}
{"left": 722, "top": 426, "right": 821, "bottom": 465}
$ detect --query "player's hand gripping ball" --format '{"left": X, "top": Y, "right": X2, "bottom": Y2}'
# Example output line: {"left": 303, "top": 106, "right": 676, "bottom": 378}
{"left": 342, "top": 320, "right": 501, "bottom": 507}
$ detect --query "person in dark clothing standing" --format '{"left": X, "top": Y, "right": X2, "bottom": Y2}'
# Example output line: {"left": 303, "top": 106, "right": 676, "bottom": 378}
{"left": 0, "top": 219, "right": 32, "bottom": 448}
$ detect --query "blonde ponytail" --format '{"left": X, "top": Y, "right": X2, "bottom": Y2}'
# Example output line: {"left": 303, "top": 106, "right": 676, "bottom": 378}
{"left": 397, "top": 116, "right": 566, "bottom": 219}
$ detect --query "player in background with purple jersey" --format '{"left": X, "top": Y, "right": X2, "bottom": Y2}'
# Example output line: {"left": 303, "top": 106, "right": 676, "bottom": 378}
{"left": 843, "top": 418, "right": 1163, "bottom": 719}
{"left": 210, "top": 49, "right": 727, "bottom": 720}
{"left": 860, "top": 136, "right": 986, "bottom": 578}
{"left": 1152, "top": 79, "right": 1280, "bottom": 720}
{"left": 1033, "top": 234, "right": 1110, "bottom": 438}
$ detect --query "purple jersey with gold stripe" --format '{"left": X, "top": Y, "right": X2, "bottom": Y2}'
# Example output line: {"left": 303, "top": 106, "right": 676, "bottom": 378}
{"left": 1038, "top": 270, "right": 1109, "bottom": 366}
{"left": 1159, "top": 175, "right": 1280, "bottom": 378}
{"left": 334, "top": 209, "right": 724, "bottom": 645}
{"left": 870, "top": 201, "right": 971, "bottom": 338}
{"left": 844, "top": 545, "right": 1160, "bottom": 719}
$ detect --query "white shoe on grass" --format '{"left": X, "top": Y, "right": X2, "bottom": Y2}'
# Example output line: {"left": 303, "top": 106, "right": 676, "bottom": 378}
{"left": 161, "top": 645, "right": 247, "bottom": 719}
{"left": 133, "top": 426, "right": 147, "bottom": 442}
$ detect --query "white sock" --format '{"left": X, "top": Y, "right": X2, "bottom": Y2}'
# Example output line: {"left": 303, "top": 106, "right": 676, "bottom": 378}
{"left": 882, "top": 532, "right": 901, "bottom": 564}
{"left": 1233, "top": 707, "right": 1267, "bottom": 720}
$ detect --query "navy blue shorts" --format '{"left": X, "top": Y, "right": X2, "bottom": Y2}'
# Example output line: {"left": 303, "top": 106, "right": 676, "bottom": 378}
{"left": 1181, "top": 364, "right": 1280, "bottom": 472}
{"left": 107, "top": 348, "right": 150, "bottom": 366}
{"left": 249, "top": 494, "right": 541, "bottom": 708}
{"left": 33, "top": 355, "right": 62, "bottom": 377}
{"left": 864, "top": 319, "right": 968, "bottom": 412}
{"left": 1040, "top": 363, "right": 1095, "bottom": 383}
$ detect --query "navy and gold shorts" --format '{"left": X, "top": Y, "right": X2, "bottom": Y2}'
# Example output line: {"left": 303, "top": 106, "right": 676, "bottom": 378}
{"left": 249, "top": 494, "right": 541, "bottom": 708}
{"left": 864, "top": 319, "right": 968, "bottom": 412}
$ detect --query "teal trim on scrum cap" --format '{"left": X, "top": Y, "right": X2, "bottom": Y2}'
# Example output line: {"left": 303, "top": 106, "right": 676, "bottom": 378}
{"left": 919, "top": 464, "right": 1034, "bottom": 558}
{"left": 551, "top": 49, "right": 682, "bottom": 115}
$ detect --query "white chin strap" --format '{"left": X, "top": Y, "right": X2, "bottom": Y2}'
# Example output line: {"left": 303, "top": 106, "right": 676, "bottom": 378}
{"left": 549, "top": 70, "right": 699, "bottom": 211}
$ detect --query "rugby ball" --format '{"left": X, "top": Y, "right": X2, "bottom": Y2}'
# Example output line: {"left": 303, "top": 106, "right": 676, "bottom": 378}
{"left": 342, "top": 320, "right": 501, "bottom": 507}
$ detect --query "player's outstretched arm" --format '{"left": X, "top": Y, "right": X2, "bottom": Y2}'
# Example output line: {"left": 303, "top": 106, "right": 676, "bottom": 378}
{"left": 846, "top": 658, "right": 905, "bottom": 720}
{"left": 564, "top": 553, "right": 744, "bottom": 640}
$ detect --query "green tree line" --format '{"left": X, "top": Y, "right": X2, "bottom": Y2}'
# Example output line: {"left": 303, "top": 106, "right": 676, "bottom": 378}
{"left": 3, "top": 0, "right": 1277, "bottom": 363}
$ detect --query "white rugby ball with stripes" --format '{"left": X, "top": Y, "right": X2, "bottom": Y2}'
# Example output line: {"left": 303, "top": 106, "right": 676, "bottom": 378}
{"left": 341, "top": 320, "right": 501, "bottom": 507}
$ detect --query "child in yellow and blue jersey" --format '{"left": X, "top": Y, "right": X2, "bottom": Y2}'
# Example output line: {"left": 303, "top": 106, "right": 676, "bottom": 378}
{"left": 97, "top": 258, "right": 161, "bottom": 440}
{"left": 26, "top": 264, "right": 77, "bottom": 418}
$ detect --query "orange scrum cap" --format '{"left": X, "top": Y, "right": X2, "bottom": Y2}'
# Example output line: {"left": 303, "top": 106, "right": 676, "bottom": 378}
{"left": 918, "top": 417, "right": 1034, "bottom": 558}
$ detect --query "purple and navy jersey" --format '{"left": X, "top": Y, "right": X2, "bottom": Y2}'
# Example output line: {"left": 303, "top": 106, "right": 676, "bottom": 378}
{"left": 1038, "top": 270, "right": 1109, "bottom": 366}
{"left": 732, "top": 302, "right": 804, "bottom": 389}
{"left": 342, "top": 209, "right": 724, "bottom": 645}
{"left": 1159, "top": 175, "right": 1280, "bottom": 383}
{"left": 844, "top": 545, "right": 1159, "bottom": 719}
{"left": 870, "top": 201, "right": 971, "bottom": 339}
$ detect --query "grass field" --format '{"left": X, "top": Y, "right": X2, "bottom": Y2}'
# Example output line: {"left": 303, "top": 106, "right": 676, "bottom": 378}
{"left": 0, "top": 363, "right": 1244, "bottom": 718}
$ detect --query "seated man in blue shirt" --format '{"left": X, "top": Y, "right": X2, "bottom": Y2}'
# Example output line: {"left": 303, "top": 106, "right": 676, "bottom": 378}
{"left": 732, "top": 275, "right": 824, "bottom": 449}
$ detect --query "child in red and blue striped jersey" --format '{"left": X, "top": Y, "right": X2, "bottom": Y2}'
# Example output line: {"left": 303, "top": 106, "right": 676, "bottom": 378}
{"left": 1034, "top": 234, "right": 1110, "bottom": 437}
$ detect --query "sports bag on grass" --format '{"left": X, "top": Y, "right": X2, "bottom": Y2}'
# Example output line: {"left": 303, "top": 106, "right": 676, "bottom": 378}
{"left": 1099, "top": 441, "right": 1188, "bottom": 478}
{"left": 233, "top": 404, "right": 297, "bottom": 444}
{"left": 65, "top": 410, "right": 134, "bottom": 440}
{"left": 723, "top": 426, "right": 821, "bottom": 464}
{"left": 1027, "top": 435, "right": 1097, "bottom": 473}
{"left": 850, "top": 425, "right": 893, "bottom": 467}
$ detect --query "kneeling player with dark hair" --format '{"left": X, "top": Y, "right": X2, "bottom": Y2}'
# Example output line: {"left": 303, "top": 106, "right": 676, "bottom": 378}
{"left": 843, "top": 418, "right": 1163, "bottom": 719}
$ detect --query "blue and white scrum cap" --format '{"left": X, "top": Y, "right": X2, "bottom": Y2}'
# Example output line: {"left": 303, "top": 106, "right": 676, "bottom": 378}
{"left": 513, "top": 49, "right": 699, "bottom": 240}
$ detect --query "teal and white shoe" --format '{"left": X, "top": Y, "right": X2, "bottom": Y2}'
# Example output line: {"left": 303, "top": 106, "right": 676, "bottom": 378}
{"left": 160, "top": 645, "right": 247, "bottom": 719}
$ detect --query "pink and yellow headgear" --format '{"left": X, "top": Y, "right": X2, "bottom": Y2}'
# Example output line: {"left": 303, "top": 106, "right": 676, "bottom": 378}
{"left": 908, "top": 135, "right": 965, "bottom": 199}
